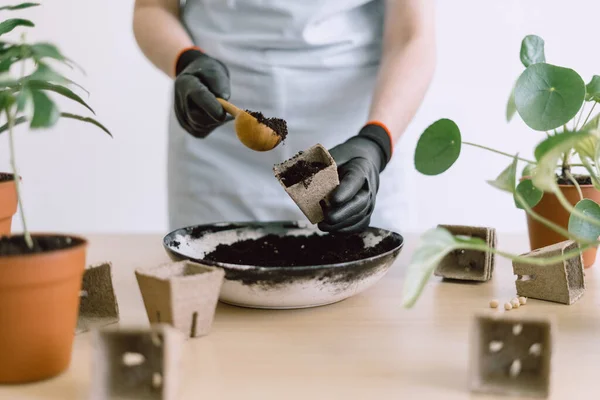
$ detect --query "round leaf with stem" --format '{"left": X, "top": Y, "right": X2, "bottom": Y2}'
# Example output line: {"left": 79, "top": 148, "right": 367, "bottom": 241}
{"left": 568, "top": 199, "right": 600, "bottom": 241}
{"left": 414, "top": 118, "right": 461, "bottom": 175}
{"left": 514, "top": 179, "right": 543, "bottom": 209}
{"left": 515, "top": 63, "right": 586, "bottom": 131}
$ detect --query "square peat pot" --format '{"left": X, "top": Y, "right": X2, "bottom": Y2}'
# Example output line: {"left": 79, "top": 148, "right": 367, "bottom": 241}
{"left": 135, "top": 261, "right": 225, "bottom": 338}
{"left": 469, "top": 313, "right": 554, "bottom": 398}
{"left": 512, "top": 240, "right": 585, "bottom": 305}
{"left": 273, "top": 143, "right": 340, "bottom": 224}
{"left": 434, "top": 225, "right": 496, "bottom": 282}
{"left": 77, "top": 262, "right": 120, "bottom": 334}
{"left": 90, "top": 324, "right": 184, "bottom": 400}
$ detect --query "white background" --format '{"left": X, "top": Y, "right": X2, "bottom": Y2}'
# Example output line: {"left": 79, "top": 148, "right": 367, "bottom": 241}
{"left": 1, "top": 0, "right": 598, "bottom": 235}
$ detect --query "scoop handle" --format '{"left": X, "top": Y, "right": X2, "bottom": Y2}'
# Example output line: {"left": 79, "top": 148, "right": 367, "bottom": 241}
{"left": 217, "top": 98, "right": 242, "bottom": 117}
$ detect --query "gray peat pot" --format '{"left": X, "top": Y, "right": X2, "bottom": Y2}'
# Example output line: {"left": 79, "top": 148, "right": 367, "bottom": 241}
{"left": 273, "top": 143, "right": 339, "bottom": 224}
{"left": 162, "top": 221, "right": 403, "bottom": 309}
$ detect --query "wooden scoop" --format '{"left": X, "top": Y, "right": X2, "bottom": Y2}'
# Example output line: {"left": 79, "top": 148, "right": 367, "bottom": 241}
{"left": 217, "top": 98, "right": 282, "bottom": 152}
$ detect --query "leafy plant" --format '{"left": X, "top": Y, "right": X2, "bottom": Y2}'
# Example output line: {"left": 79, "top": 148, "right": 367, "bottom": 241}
{"left": 403, "top": 34, "right": 600, "bottom": 308}
{"left": 0, "top": 2, "right": 111, "bottom": 248}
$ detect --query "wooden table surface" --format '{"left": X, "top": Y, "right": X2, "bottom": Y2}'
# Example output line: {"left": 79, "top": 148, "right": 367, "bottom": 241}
{"left": 1, "top": 233, "right": 599, "bottom": 399}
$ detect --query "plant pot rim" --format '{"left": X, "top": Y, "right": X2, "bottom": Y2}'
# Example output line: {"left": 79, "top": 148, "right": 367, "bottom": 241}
{"left": 0, "top": 173, "right": 21, "bottom": 183}
{"left": 0, "top": 233, "right": 88, "bottom": 259}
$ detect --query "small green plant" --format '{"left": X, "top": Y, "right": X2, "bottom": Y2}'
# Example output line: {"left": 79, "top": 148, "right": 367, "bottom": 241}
{"left": 402, "top": 34, "right": 600, "bottom": 308}
{"left": 0, "top": 2, "right": 111, "bottom": 249}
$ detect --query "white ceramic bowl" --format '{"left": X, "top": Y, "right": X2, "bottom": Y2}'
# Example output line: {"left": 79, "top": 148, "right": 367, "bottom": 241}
{"left": 163, "top": 221, "right": 404, "bottom": 309}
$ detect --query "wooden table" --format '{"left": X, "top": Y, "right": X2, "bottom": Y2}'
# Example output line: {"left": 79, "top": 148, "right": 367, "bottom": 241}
{"left": 1, "top": 233, "right": 599, "bottom": 399}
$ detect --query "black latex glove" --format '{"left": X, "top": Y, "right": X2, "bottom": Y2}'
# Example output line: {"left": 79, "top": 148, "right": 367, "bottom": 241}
{"left": 174, "top": 48, "right": 233, "bottom": 138}
{"left": 319, "top": 123, "right": 393, "bottom": 233}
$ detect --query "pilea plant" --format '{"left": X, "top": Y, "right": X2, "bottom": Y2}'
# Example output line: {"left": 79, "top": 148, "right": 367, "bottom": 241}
{"left": 402, "top": 34, "right": 600, "bottom": 308}
{"left": 0, "top": 2, "right": 111, "bottom": 249}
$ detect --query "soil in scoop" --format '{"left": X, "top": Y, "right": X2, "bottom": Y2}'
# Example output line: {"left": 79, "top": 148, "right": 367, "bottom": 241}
{"left": 247, "top": 110, "right": 288, "bottom": 142}
{"left": 203, "top": 233, "right": 397, "bottom": 267}
{"left": 279, "top": 160, "right": 328, "bottom": 187}
{"left": 0, "top": 235, "right": 83, "bottom": 256}
{"left": 0, "top": 173, "right": 14, "bottom": 183}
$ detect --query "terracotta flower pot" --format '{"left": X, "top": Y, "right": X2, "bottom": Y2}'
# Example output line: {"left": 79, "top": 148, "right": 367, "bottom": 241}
{"left": 526, "top": 184, "right": 600, "bottom": 268}
{"left": 0, "top": 173, "right": 17, "bottom": 235}
{"left": 0, "top": 234, "right": 87, "bottom": 383}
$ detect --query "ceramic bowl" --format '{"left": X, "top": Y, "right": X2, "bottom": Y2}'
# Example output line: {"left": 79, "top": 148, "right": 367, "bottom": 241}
{"left": 162, "top": 221, "right": 403, "bottom": 309}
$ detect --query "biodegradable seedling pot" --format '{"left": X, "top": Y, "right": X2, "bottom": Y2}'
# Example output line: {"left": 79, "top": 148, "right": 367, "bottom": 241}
{"left": 526, "top": 183, "right": 600, "bottom": 268}
{"left": 0, "top": 173, "right": 17, "bottom": 235}
{"left": 273, "top": 144, "right": 340, "bottom": 224}
{"left": 512, "top": 240, "right": 585, "bottom": 305}
{"left": 469, "top": 313, "right": 554, "bottom": 398}
{"left": 91, "top": 324, "right": 184, "bottom": 400}
{"left": 77, "top": 262, "right": 120, "bottom": 334}
{"left": 434, "top": 225, "right": 496, "bottom": 282}
{"left": 0, "top": 234, "right": 87, "bottom": 383}
{"left": 135, "top": 261, "right": 224, "bottom": 338}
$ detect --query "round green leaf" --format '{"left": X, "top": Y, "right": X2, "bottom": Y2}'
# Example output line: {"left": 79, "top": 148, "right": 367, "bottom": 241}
{"left": 514, "top": 179, "right": 543, "bottom": 209}
{"left": 568, "top": 199, "right": 600, "bottom": 241}
{"left": 414, "top": 119, "right": 461, "bottom": 175}
{"left": 515, "top": 63, "right": 586, "bottom": 131}
{"left": 586, "top": 75, "right": 600, "bottom": 102}
{"left": 520, "top": 35, "right": 546, "bottom": 67}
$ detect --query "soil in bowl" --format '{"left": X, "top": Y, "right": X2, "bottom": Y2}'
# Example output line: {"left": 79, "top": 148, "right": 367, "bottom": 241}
{"left": 0, "top": 235, "right": 82, "bottom": 255}
{"left": 279, "top": 161, "right": 328, "bottom": 188}
{"left": 203, "top": 233, "right": 397, "bottom": 267}
{"left": 246, "top": 110, "right": 288, "bottom": 142}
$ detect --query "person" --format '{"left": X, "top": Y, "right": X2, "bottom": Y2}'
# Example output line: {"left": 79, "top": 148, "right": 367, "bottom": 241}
{"left": 133, "top": 0, "right": 435, "bottom": 234}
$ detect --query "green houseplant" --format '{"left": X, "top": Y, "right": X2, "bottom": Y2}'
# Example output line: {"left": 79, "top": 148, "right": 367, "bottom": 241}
{"left": 402, "top": 34, "right": 600, "bottom": 308}
{"left": 0, "top": 2, "right": 111, "bottom": 383}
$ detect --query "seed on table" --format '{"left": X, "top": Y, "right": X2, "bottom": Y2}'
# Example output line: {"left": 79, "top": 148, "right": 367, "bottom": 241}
{"left": 511, "top": 299, "right": 520, "bottom": 308}
{"left": 489, "top": 299, "right": 499, "bottom": 308}
{"left": 519, "top": 297, "right": 527, "bottom": 305}
{"left": 504, "top": 302, "right": 513, "bottom": 310}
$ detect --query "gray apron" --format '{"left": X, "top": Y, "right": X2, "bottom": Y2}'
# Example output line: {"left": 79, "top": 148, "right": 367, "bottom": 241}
{"left": 168, "top": 0, "right": 408, "bottom": 233}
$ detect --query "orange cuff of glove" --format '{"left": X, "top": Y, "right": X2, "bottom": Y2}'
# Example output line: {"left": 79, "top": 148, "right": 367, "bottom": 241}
{"left": 174, "top": 45, "right": 204, "bottom": 76}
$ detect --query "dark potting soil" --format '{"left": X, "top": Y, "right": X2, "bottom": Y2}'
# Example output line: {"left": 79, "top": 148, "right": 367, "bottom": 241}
{"left": 556, "top": 174, "right": 592, "bottom": 185}
{"left": 0, "top": 173, "right": 14, "bottom": 183}
{"left": 247, "top": 110, "right": 288, "bottom": 142}
{"left": 279, "top": 160, "right": 328, "bottom": 187}
{"left": 203, "top": 233, "right": 397, "bottom": 267}
{"left": 0, "top": 235, "right": 83, "bottom": 256}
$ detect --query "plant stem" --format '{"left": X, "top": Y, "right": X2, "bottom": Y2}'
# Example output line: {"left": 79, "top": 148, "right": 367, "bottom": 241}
{"left": 575, "top": 103, "right": 586, "bottom": 130}
{"left": 565, "top": 170, "right": 584, "bottom": 201}
{"left": 514, "top": 191, "right": 598, "bottom": 246}
{"left": 580, "top": 157, "right": 600, "bottom": 189}
{"left": 463, "top": 142, "right": 535, "bottom": 164}
{"left": 6, "top": 109, "right": 32, "bottom": 248}
{"left": 580, "top": 103, "right": 597, "bottom": 129}
{"left": 458, "top": 241, "right": 591, "bottom": 266}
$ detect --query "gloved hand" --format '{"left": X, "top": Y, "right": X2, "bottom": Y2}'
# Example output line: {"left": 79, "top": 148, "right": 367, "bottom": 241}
{"left": 319, "top": 123, "right": 393, "bottom": 233}
{"left": 174, "top": 47, "right": 233, "bottom": 138}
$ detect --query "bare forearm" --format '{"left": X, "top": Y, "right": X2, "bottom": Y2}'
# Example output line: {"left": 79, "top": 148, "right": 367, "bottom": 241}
{"left": 369, "top": 0, "right": 436, "bottom": 144}
{"left": 133, "top": 0, "right": 194, "bottom": 78}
